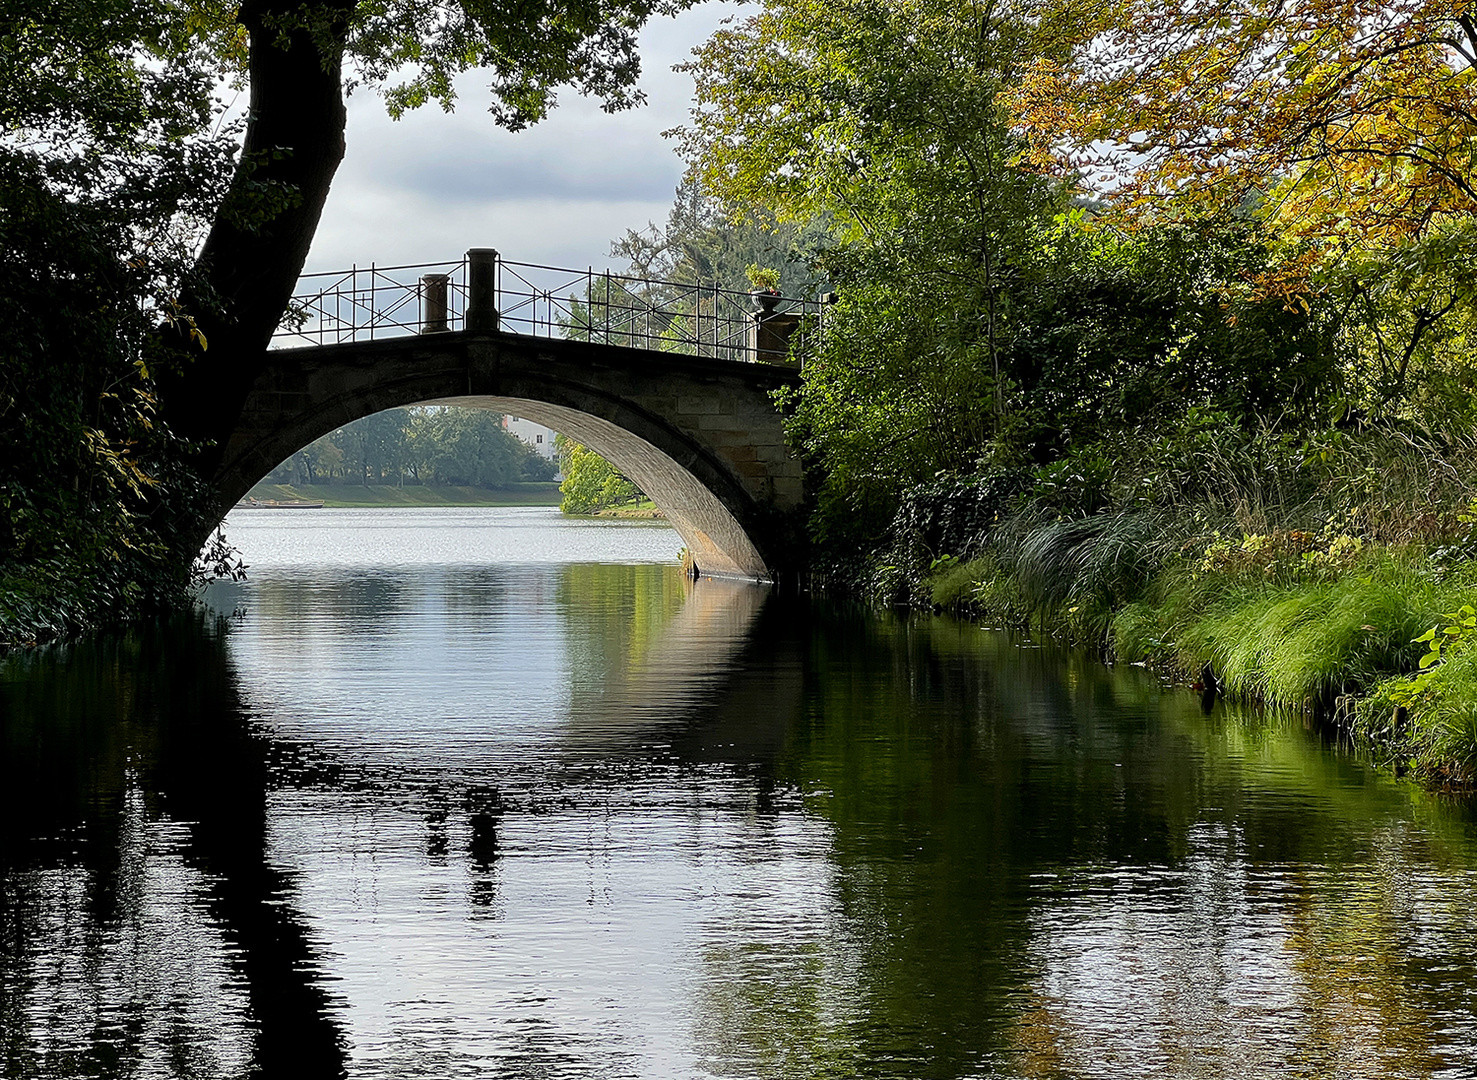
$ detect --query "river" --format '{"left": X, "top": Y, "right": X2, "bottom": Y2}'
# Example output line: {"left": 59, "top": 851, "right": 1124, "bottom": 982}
{"left": 3, "top": 506, "right": 1476, "bottom": 1078}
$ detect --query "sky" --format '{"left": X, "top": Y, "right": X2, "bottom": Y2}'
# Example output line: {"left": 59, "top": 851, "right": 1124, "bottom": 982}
{"left": 303, "top": 2, "right": 742, "bottom": 277}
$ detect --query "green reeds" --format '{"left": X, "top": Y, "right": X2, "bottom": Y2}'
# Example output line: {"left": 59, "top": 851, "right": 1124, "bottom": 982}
{"left": 901, "top": 418, "right": 1477, "bottom": 785}
{"left": 926, "top": 555, "right": 1029, "bottom": 627}
{"left": 1178, "top": 568, "right": 1430, "bottom": 707}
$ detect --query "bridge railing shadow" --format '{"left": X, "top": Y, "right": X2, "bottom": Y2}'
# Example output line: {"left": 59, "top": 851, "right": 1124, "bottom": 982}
{"left": 273, "top": 252, "right": 824, "bottom": 365}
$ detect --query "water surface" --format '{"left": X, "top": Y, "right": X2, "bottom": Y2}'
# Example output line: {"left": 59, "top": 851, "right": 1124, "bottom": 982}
{"left": 3, "top": 507, "right": 1476, "bottom": 1078}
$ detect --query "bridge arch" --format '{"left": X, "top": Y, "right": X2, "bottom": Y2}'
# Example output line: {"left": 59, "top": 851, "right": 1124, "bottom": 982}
{"left": 213, "top": 330, "right": 808, "bottom": 578}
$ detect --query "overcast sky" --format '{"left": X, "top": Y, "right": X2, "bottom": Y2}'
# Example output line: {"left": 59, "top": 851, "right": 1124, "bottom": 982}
{"left": 303, "top": 2, "right": 741, "bottom": 276}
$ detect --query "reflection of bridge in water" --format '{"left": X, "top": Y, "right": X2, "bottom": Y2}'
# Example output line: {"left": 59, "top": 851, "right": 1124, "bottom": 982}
{"left": 214, "top": 250, "right": 820, "bottom": 579}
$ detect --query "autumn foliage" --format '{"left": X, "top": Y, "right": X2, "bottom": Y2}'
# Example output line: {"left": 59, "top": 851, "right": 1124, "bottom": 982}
{"left": 1009, "top": 0, "right": 1477, "bottom": 250}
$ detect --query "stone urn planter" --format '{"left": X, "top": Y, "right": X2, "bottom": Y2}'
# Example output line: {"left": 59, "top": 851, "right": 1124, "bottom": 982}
{"left": 750, "top": 289, "right": 783, "bottom": 314}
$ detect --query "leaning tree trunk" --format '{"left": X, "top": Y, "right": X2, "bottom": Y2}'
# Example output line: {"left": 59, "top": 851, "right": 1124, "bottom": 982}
{"left": 164, "top": 0, "right": 355, "bottom": 483}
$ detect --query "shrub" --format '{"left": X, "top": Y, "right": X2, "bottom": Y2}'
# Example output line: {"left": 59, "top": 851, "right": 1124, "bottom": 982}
{"left": 1358, "top": 603, "right": 1477, "bottom": 785}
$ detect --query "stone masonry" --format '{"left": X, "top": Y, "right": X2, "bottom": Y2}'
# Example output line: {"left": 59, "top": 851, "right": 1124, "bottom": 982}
{"left": 212, "top": 329, "right": 808, "bottom": 578}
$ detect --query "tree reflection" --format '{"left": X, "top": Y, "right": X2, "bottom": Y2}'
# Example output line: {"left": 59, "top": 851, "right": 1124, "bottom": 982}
{"left": 685, "top": 604, "right": 1477, "bottom": 1078}
{"left": 9, "top": 574, "right": 1477, "bottom": 1077}
{"left": 0, "top": 615, "right": 349, "bottom": 1079}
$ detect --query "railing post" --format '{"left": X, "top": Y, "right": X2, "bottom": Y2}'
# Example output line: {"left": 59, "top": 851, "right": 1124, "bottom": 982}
{"left": 749, "top": 304, "right": 801, "bottom": 366}
{"left": 421, "top": 273, "right": 449, "bottom": 333}
{"left": 466, "top": 248, "right": 500, "bottom": 332}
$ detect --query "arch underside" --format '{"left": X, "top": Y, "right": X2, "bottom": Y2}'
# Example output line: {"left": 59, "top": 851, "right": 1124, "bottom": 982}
{"left": 216, "top": 335, "right": 797, "bottom": 580}
{"left": 439, "top": 397, "right": 768, "bottom": 579}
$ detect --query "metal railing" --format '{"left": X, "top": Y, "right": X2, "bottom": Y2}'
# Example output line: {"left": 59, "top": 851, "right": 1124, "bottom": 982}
{"left": 273, "top": 249, "right": 824, "bottom": 364}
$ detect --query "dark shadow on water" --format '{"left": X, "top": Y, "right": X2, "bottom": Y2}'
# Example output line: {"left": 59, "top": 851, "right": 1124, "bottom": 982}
{"left": 0, "top": 613, "right": 349, "bottom": 1079}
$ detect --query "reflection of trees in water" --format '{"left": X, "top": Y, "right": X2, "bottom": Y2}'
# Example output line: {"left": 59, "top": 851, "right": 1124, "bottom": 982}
{"left": 556, "top": 562, "right": 688, "bottom": 693}
{"left": 352, "top": 1014, "right": 645, "bottom": 1080}
{"left": 9, "top": 590, "right": 1476, "bottom": 1077}
{"left": 1280, "top": 845, "right": 1450, "bottom": 1077}
{"left": 686, "top": 605, "right": 1477, "bottom": 1078}
{"left": 1002, "top": 683, "right": 1477, "bottom": 1074}
{"left": 698, "top": 606, "right": 1047, "bottom": 1077}
{"left": 0, "top": 617, "right": 348, "bottom": 1079}
{"left": 1005, "top": 830, "right": 1477, "bottom": 1076}
{"left": 245, "top": 568, "right": 414, "bottom": 630}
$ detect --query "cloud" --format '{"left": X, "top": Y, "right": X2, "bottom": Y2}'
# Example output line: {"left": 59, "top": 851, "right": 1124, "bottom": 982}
{"left": 303, "top": 191, "right": 674, "bottom": 273}
{"left": 341, "top": 93, "right": 685, "bottom": 204}
{"left": 306, "top": 2, "right": 740, "bottom": 275}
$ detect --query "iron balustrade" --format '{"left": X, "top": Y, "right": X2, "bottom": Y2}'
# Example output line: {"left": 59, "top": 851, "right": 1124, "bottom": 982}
{"left": 273, "top": 251, "right": 824, "bottom": 363}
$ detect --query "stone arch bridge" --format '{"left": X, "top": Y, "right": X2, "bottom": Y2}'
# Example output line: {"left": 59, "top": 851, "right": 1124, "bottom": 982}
{"left": 216, "top": 250, "right": 820, "bottom": 578}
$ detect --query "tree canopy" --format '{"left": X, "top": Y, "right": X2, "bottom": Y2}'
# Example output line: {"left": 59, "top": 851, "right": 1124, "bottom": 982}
{"left": 671, "top": 0, "right": 1337, "bottom": 554}
{"left": 1, "top": 0, "right": 243, "bottom": 642}
{"left": 1004, "top": 0, "right": 1477, "bottom": 408}
{"left": 555, "top": 435, "right": 644, "bottom": 514}
{"left": 1009, "top": 0, "right": 1477, "bottom": 252}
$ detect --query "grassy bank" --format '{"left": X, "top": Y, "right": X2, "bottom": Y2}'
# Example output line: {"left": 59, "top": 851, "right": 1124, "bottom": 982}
{"left": 242, "top": 482, "right": 562, "bottom": 508}
{"left": 874, "top": 426, "right": 1477, "bottom": 791}
{"left": 592, "top": 499, "right": 666, "bottom": 520}
{"left": 921, "top": 532, "right": 1477, "bottom": 789}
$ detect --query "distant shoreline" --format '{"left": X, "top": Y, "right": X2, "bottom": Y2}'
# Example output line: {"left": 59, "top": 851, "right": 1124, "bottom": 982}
{"left": 241, "top": 482, "right": 562, "bottom": 509}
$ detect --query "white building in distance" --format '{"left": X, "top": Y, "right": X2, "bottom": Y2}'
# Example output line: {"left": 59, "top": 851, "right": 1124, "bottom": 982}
{"left": 503, "top": 416, "right": 558, "bottom": 461}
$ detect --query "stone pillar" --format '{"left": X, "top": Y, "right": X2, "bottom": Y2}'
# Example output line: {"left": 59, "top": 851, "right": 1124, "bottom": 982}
{"left": 748, "top": 312, "right": 801, "bottom": 365}
{"left": 421, "top": 273, "right": 449, "bottom": 333}
{"left": 466, "top": 248, "right": 500, "bottom": 332}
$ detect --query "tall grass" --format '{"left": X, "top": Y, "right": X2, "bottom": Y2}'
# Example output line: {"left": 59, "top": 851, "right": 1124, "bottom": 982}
{"left": 1012, "top": 510, "right": 1185, "bottom": 606}
{"left": 1177, "top": 567, "right": 1431, "bottom": 707}
{"left": 1355, "top": 583, "right": 1477, "bottom": 786}
{"left": 926, "top": 555, "right": 1029, "bottom": 627}
{"left": 902, "top": 420, "right": 1477, "bottom": 786}
{"left": 1359, "top": 648, "right": 1477, "bottom": 786}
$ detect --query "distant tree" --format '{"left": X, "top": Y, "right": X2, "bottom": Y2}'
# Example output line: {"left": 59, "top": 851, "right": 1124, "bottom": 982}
{"left": 556, "top": 436, "right": 642, "bottom": 514}
{"left": 299, "top": 437, "right": 345, "bottom": 483}
{"left": 264, "top": 407, "right": 552, "bottom": 489}
{"left": 423, "top": 411, "right": 506, "bottom": 486}
{"left": 357, "top": 409, "right": 413, "bottom": 485}
{"left": 610, "top": 180, "right": 830, "bottom": 298}
{"left": 519, "top": 448, "right": 559, "bottom": 482}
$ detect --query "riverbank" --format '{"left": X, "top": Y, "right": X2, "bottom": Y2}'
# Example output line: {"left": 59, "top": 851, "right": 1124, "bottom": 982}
{"left": 918, "top": 530, "right": 1477, "bottom": 790}
{"left": 242, "top": 482, "right": 562, "bottom": 508}
{"left": 591, "top": 499, "right": 665, "bottom": 520}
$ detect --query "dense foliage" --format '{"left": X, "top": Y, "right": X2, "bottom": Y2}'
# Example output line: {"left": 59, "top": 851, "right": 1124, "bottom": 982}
{"left": 1, "top": 0, "right": 239, "bottom": 645}
{"left": 610, "top": 181, "right": 830, "bottom": 299}
{"left": 1009, "top": 0, "right": 1477, "bottom": 414}
{"left": 666, "top": 0, "right": 1477, "bottom": 783}
{"left": 554, "top": 434, "right": 645, "bottom": 515}
{"left": 266, "top": 407, "right": 556, "bottom": 488}
{"left": 675, "top": 0, "right": 1345, "bottom": 558}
